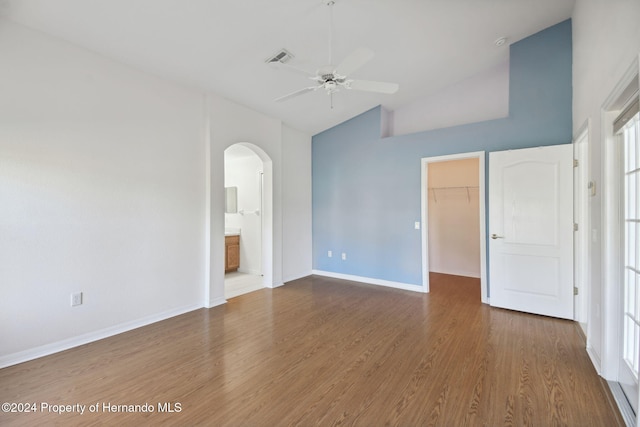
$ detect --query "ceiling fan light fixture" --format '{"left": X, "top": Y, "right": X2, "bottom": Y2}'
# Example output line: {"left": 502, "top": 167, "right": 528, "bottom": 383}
{"left": 324, "top": 81, "right": 337, "bottom": 92}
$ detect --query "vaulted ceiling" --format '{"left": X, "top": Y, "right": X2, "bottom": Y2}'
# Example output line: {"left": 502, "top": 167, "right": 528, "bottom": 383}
{"left": 0, "top": 0, "right": 576, "bottom": 135}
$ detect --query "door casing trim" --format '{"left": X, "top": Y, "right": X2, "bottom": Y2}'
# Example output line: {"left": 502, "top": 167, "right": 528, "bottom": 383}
{"left": 420, "top": 151, "right": 487, "bottom": 302}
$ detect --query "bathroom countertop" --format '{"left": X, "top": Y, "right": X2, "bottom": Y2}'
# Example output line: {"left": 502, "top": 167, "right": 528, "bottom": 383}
{"left": 225, "top": 228, "right": 241, "bottom": 236}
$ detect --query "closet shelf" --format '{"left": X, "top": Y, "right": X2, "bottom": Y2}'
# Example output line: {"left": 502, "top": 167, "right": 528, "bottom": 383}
{"left": 428, "top": 186, "right": 479, "bottom": 191}
{"left": 428, "top": 186, "right": 479, "bottom": 203}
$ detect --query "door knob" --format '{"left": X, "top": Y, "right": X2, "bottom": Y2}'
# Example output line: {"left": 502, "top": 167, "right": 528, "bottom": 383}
{"left": 491, "top": 234, "right": 504, "bottom": 239}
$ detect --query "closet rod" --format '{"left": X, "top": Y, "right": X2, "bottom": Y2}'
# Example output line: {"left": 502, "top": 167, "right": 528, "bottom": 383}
{"left": 429, "top": 186, "right": 478, "bottom": 203}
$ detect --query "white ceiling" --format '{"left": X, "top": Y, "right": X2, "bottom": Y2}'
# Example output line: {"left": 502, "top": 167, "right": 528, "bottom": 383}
{"left": 0, "top": 0, "right": 576, "bottom": 135}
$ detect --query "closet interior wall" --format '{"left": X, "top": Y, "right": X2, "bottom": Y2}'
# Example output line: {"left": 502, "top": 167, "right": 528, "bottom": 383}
{"left": 428, "top": 158, "right": 481, "bottom": 278}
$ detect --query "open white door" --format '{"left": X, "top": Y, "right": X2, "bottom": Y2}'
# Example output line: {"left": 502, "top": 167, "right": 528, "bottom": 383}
{"left": 489, "top": 145, "right": 573, "bottom": 319}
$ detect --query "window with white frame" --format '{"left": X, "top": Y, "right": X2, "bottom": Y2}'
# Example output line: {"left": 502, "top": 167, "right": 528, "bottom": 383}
{"left": 620, "top": 99, "right": 640, "bottom": 378}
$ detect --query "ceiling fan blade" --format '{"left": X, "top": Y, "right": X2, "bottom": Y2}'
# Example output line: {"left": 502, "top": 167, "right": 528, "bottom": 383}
{"left": 275, "top": 86, "right": 317, "bottom": 103}
{"left": 349, "top": 79, "right": 399, "bottom": 94}
{"left": 336, "top": 48, "right": 374, "bottom": 76}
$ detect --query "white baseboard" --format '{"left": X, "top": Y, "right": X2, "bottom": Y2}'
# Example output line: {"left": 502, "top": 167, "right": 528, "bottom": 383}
{"left": 312, "top": 270, "right": 426, "bottom": 293}
{"left": 207, "top": 296, "right": 227, "bottom": 308}
{"left": 0, "top": 303, "right": 202, "bottom": 369}
{"left": 586, "top": 343, "right": 602, "bottom": 375}
{"left": 429, "top": 268, "right": 481, "bottom": 279}
{"left": 266, "top": 281, "right": 285, "bottom": 289}
{"left": 282, "top": 271, "right": 313, "bottom": 284}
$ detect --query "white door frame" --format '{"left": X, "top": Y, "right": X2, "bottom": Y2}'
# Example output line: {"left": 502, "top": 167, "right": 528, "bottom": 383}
{"left": 599, "top": 55, "right": 639, "bottom": 427}
{"left": 231, "top": 142, "right": 273, "bottom": 288}
{"left": 420, "top": 151, "right": 487, "bottom": 302}
{"left": 601, "top": 56, "right": 639, "bottom": 380}
{"left": 223, "top": 144, "right": 269, "bottom": 281}
{"left": 208, "top": 142, "right": 273, "bottom": 307}
{"left": 573, "top": 121, "right": 590, "bottom": 327}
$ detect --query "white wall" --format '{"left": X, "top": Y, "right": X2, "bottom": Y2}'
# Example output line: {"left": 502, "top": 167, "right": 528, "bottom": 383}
{"left": 572, "top": 0, "right": 640, "bottom": 375}
{"left": 282, "top": 125, "right": 312, "bottom": 282}
{"left": 225, "top": 146, "right": 263, "bottom": 275}
{"left": 206, "top": 97, "right": 313, "bottom": 304}
{"left": 0, "top": 20, "right": 206, "bottom": 364}
{"left": 427, "top": 158, "right": 480, "bottom": 278}
{"left": 392, "top": 60, "right": 509, "bottom": 136}
{"left": 0, "top": 19, "right": 313, "bottom": 366}
{"left": 207, "top": 95, "right": 281, "bottom": 304}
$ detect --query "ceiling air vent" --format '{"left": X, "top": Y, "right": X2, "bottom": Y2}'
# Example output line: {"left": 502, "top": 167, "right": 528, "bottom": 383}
{"left": 266, "top": 48, "right": 294, "bottom": 64}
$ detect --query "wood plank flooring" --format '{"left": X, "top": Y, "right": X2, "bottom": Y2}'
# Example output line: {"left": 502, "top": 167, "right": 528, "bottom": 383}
{"left": 0, "top": 273, "right": 624, "bottom": 426}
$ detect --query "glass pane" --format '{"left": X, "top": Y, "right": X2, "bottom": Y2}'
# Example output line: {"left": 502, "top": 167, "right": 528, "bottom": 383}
{"left": 628, "top": 173, "right": 637, "bottom": 219}
{"left": 624, "top": 127, "right": 636, "bottom": 173}
{"left": 631, "top": 127, "right": 637, "bottom": 171}
{"left": 625, "top": 222, "right": 638, "bottom": 268}
{"left": 636, "top": 271, "right": 640, "bottom": 320}
{"left": 634, "top": 269, "right": 640, "bottom": 320}
{"left": 632, "top": 119, "right": 638, "bottom": 170}
{"left": 637, "top": 118, "right": 640, "bottom": 170}
{"left": 637, "top": 223, "right": 640, "bottom": 270}
{"left": 625, "top": 316, "right": 634, "bottom": 362}
{"left": 637, "top": 172, "right": 640, "bottom": 219}
{"left": 627, "top": 268, "right": 635, "bottom": 315}
{"left": 635, "top": 323, "right": 640, "bottom": 374}
{"left": 624, "top": 221, "right": 638, "bottom": 268}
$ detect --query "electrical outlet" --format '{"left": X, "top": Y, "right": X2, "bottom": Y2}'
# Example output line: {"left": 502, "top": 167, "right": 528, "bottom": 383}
{"left": 341, "top": 253, "right": 346, "bottom": 260}
{"left": 328, "top": 250, "right": 332, "bottom": 257}
{"left": 71, "top": 292, "right": 83, "bottom": 307}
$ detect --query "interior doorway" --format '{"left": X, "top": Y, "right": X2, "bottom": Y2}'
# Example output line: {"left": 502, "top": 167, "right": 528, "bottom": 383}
{"left": 427, "top": 158, "right": 481, "bottom": 279}
{"left": 421, "top": 151, "right": 487, "bottom": 302}
{"left": 223, "top": 143, "right": 271, "bottom": 298}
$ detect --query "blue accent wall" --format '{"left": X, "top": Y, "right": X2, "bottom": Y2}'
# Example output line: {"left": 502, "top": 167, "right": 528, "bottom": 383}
{"left": 312, "top": 20, "right": 572, "bottom": 286}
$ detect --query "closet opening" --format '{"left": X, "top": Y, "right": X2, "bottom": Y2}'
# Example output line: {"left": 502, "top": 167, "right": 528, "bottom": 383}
{"left": 421, "top": 152, "right": 487, "bottom": 302}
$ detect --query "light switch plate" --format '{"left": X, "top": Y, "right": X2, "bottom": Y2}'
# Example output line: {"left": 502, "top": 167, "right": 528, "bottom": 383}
{"left": 71, "top": 292, "right": 83, "bottom": 307}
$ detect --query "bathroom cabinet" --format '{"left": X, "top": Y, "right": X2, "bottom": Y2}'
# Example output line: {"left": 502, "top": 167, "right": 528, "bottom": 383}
{"left": 225, "top": 235, "right": 240, "bottom": 273}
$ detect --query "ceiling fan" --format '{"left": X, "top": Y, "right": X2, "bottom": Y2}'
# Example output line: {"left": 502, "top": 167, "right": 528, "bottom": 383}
{"left": 272, "top": 0, "right": 399, "bottom": 106}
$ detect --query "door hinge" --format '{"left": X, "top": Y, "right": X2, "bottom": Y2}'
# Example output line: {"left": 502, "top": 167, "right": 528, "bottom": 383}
{"left": 573, "top": 159, "right": 579, "bottom": 167}
{"left": 574, "top": 286, "right": 579, "bottom": 296}
{"left": 574, "top": 223, "right": 579, "bottom": 231}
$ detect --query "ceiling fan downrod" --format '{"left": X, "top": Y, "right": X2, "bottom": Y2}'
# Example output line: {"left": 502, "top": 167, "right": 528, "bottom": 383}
{"left": 327, "top": 0, "right": 335, "bottom": 66}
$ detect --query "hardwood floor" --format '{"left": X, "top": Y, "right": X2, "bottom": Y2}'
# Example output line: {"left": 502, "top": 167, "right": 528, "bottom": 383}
{"left": 0, "top": 274, "right": 623, "bottom": 426}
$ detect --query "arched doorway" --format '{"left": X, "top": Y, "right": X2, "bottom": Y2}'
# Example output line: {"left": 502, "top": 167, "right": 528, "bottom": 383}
{"left": 223, "top": 143, "right": 273, "bottom": 298}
